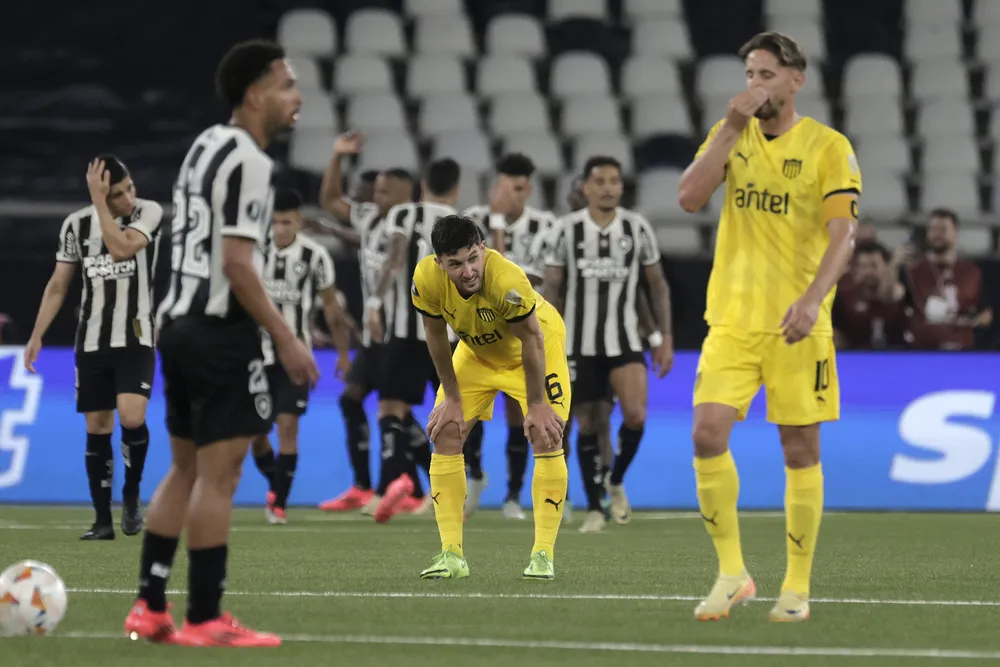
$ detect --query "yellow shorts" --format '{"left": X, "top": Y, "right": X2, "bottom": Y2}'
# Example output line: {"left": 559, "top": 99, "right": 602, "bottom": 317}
{"left": 434, "top": 329, "right": 572, "bottom": 424}
{"left": 693, "top": 327, "right": 840, "bottom": 425}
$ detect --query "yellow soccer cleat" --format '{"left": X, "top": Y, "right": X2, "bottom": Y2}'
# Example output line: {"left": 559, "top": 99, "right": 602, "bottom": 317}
{"left": 419, "top": 548, "right": 470, "bottom": 580}
{"left": 768, "top": 590, "right": 810, "bottom": 622}
{"left": 694, "top": 572, "right": 756, "bottom": 621}
{"left": 522, "top": 550, "right": 555, "bottom": 580}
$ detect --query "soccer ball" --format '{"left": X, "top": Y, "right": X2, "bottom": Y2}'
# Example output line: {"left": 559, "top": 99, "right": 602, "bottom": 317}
{"left": 0, "top": 560, "right": 68, "bottom": 636}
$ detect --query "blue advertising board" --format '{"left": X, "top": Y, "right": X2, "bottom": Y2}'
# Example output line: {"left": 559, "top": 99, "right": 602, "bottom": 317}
{"left": 1, "top": 346, "right": 999, "bottom": 511}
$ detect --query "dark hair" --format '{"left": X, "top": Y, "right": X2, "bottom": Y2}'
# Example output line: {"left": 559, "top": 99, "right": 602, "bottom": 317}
{"left": 381, "top": 167, "right": 413, "bottom": 182}
{"left": 739, "top": 31, "right": 807, "bottom": 71}
{"left": 582, "top": 156, "right": 622, "bottom": 180}
{"left": 431, "top": 215, "right": 484, "bottom": 257}
{"left": 95, "top": 154, "right": 130, "bottom": 185}
{"left": 496, "top": 153, "right": 535, "bottom": 178}
{"left": 216, "top": 40, "right": 286, "bottom": 109}
{"left": 359, "top": 169, "right": 380, "bottom": 184}
{"left": 425, "top": 158, "right": 461, "bottom": 196}
{"left": 929, "top": 207, "right": 960, "bottom": 228}
{"left": 273, "top": 187, "right": 303, "bottom": 212}
{"left": 854, "top": 240, "right": 890, "bottom": 262}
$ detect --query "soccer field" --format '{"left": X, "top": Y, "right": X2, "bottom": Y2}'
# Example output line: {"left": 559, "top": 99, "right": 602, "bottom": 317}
{"left": 2, "top": 507, "right": 1000, "bottom": 666}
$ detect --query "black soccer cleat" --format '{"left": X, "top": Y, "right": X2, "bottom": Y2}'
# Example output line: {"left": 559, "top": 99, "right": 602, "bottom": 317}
{"left": 121, "top": 495, "right": 144, "bottom": 536}
{"left": 81, "top": 523, "right": 115, "bottom": 540}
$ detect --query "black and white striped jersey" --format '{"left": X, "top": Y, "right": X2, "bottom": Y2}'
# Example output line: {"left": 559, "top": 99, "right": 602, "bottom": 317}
{"left": 545, "top": 207, "right": 661, "bottom": 357}
{"left": 260, "top": 233, "right": 336, "bottom": 365}
{"left": 384, "top": 201, "right": 456, "bottom": 341}
{"left": 351, "top": 200, "right": 396, "bottom": 347}
{"left": 462, "top": 205, "right": 557, "bottom": 280}
{"left": 56, "top": 199, "right": 163, "bottom": 353}
{"left": 156, "top": 124, "right": 274, "bottom": 327}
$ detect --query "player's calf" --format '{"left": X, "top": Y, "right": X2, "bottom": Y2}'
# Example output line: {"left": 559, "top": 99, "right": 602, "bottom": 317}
{"left": 118, "top": 400, "right": 150, "bottom": 537}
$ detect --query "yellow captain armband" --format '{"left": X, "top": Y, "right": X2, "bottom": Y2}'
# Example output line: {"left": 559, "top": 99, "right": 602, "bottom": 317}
{"left": 822, "top": 190, "right": 859, "bottom": 223}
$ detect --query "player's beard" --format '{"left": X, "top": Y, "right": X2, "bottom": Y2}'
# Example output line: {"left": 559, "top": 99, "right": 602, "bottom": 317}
{"left": 754, "top": 99, "right": 780, "bottom": 120}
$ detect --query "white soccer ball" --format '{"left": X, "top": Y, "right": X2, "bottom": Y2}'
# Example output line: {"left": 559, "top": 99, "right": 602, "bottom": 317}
{"left": 0, "top": 560, "right": 68, "bottom": 636}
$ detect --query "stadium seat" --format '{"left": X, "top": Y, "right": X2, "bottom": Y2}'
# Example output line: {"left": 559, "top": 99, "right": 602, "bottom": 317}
{"left": 334, "top": 55, "right": 394, "bottom": 94}
{"left": 477, "top": 56, "right": 538, "bottom": 97}
{"left": 903, "top": 25, "right": 963, "bottom": 63}
{"left": 503, "top": 132, "right": 565, "bottom": 174}
{"left": 408, "top": 55, "right": 467, "bottom": 98}
{"left": 859, "top": 171, "right": 910, "bottom": 217}
{"left": 844, "top": 98, "right": 904, "bottom": 138}
{"left": 856, "top": 136, "right": 912, "bottom": 175}
{"left": 433, "top": 130, "right": 493, "bottom": 172}
{"left": 700, "top": 95, "right": 733, "bottom": 132}
{"left": 795, "top": 94, "right": 831, "bottom": 126}
{"left": 989, "top": 106, "right": 1000, "bottom": 139}
{"left": 549, "top": 53, "right": 612, "bottom": 97}
{"left": 277, "top": 9, "right": 337, "bottom": 56}
{"left": 620, "top": 57, "right": 683, "bottom": 98}
{"left": 919, "top": 174, "right": 982, "bottom": 216}
{"left": 955, "top": 226, "right": 993, "bottom": 256}
{"left": 404, "top": 0, "right": 463, "bottom": 17}
{"left": 295, "top": 94, "right": 338, "bottom": 133}
{"left": 636, "top": 169, "right": 686, "bottom": 218}
{"left": 918, "top": 99, "right": 975, "bottom": 139}
{"left": 978, "top": 31, "right": 1000, "bottom": 61}
{"left": 453, "top": 169, "right": 487, "bottom": 212}
{"left": 489, "top": 92, "right": 551, "bottom": 136}
{"left": 903, "top": 0, "right": 963, "bottom": 26}
{"left": 631, "top": 20, "right": 694, "bottom": 60}
{"left": 420, "top": 93, "right": 481, "bottom": 136}
{"left": 910, "top": 59, "right": 969, "bottom": 101}
{"left": 572, "top": 134, "right": 635, "bottom": 174}
{"left": 344, "top": 9, "right": 406, "bottom": 56}
{"left": 983, "top": 60, "right": 1000, "bottom": 101}
{"left": 288, "top": 57, "right": 325, "bottom": 92}
{"left": 357, "top": 131, "right": 420, "bottom": 171}
{"left": 560, "top": 93, "right": 621, "bottom": 137}
{"left": 921, "top": 136, "right": 980, "bottom": 177}
{"left": 654, "top": 226, "right": 703, "bottom": 254}
{"left": 631, "top": 95, "right": 694, "bottom": 138}
{"left": 973, "top": 0, "right": 1000, "bottom": 26}
{"left": 623, "top": 0, "right": 683, "bottom": 21}
{"left": 765, "top": 19, "right": 827, "bottom": 62}
{"left": 414, "top": 15, "right": 476, "bottom": 56}
{"left": 695, "top": 55, "right": 745, "bottom": 99}
{"left": 763, "top": 0, "right": 822, "bottom": 20}
{"left": 876, "top": 226, "right": 914, "bottom": 247}
{"left": 548, "top": 0, "right": 608, "bottom": 22}
{"left": 485, "top": 14, "right": 546, "bottom": 57}
{"left": 289, "top": 130, "right": 335, "bottom": 173}
{"left": 346, "top": 93, "right": 407, "bottom": 132}
{"left": 842, "top": 54, "right": 903, "bottom": 98}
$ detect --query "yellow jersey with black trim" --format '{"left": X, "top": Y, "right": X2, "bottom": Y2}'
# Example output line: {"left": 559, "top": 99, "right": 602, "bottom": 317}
{"left": 411, "top": 248, "right": 563, "bottom": 369}
{"left": 696, "top": 116, "right": 862, "bottom": 335}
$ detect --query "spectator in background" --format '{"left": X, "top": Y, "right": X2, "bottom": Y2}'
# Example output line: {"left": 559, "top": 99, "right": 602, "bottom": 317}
{"left": 0, "top": 314, "right": 22, "bottom": 344}
{"left": 903, "top": 209, "right": 992, "bottom": 350}
{"left": 832, "top": 241, "right": 905, "bottom": 349}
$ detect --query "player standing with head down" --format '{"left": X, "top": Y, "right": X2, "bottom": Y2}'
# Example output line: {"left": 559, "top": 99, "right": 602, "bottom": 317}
{"left": 413, "top": 215, "right": 569, "bottom": 580}
{"left": 124, "top": 40, "right": 317, "bottom": 647}
{"left": 678, "top": 32, "right": 861, "bottom": 623}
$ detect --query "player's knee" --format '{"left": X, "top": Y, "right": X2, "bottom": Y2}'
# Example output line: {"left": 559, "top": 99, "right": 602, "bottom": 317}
{"left": 117, "top": 410, "right": 146, "bottom": 430}
{"left": 692, "top": 418, "right": 729, "bottom": 458}
{"left": 432, "top": 423, "right": 464, "bottom": 455}
{"left": 85, "top": 411, "right": 115, "bottom": 434}
{"left": 778, "top": 425, "right": 820, "bottom": 468}
{"left": 343, "top": 383, "right": 366, "bottom": 403}
{"left": 377, "top": 399, "right": 408, "bottom": 420}
{"left": 619, "top": 403, "right": 646, "bottom": 430}
{"left": 574, "top": 405, "right": 599, "bottom": 435}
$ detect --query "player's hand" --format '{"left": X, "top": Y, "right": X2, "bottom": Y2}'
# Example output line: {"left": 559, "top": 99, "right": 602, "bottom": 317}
{"left": 524, "top": 402, "right": 565, "bottom": 451}
{"left": 23, "top": 337, "right": 41, "bottom": 373}
{"left": 85, "top": 159, "right": 110, "bottom": 203}
{"left": 278, "top": 336, "right": 320, "bottom": 387}
{"left": 334, "top": 353, "right": 352, "bottom": 380}
{"left": 427, "top": 397, "right": 466, "bottom": 444}
{"left": 488, "top": 177, "right": 516, "bottom": 216}
{"left": 651, "top": 335, "right": 674, "bottom": 379}
{"left": 365, "top": 307, "right": 384, "bottom": 343}
{"left": 781, "top": 296, "right": 821, "bottom": 344}
{"left": 333, "top": 131, "right": 364, "bottom": 156}
{"left": 724, "top": 88, "right": 769, "bottom": 131}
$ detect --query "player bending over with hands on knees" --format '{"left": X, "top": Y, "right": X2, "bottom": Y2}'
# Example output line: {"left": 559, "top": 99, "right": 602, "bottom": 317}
{"left": 413, "top": 215, "right": 570, "bottom": 580}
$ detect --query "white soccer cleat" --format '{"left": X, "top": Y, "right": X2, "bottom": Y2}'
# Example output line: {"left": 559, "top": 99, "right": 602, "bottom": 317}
{"left": 502, "top": 499, "right": 526, "bottom": 520}
{"left": 579, "top": 510, "right": 606, "bottom": 533}
{"left": 694, "top": 572, "right": 757, "bottom": 621}
{"left": 768, "top": 590, "right": 810, "bottom": 622}
{"left": 605, "top": 473, "right": 631, "bottom": 525}
{"left": 465, "top": 473, "right": 488, "bottom": 517}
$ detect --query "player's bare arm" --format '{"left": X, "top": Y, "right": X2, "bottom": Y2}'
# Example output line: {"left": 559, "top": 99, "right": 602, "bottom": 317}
{"left": 508, "top": 312, "right": 564, "bottom": 450}
{"left": 24, "top": 261, "right": 75, "bottom": 373}
{"left": 223, "top": 237, "right": 318, "bottom": 386}
{"left": 365, "top": 230, "right": 408, "bottom": 341}
{"left": 85, "top": 159, "right": 151, "bottom": 261}
{"left": 319, "top": 285, "right": 353, "bottom": 378}
{"left": 318, "top": 131, "right": 364, "bottom": 222}
{"left": 542, "top": 265, "right": 566, "bottom": 314}
{"left": 878, "top": 243, "right": 913, "bottom": 303}
{"left": 305, "top": 216, "right": 362, "bottom": 247}
{"left": 643, "top": 264, "right": 675, "bottom": 378}
{"left": 422, "top": 314, "right": 466, "bottom": 444}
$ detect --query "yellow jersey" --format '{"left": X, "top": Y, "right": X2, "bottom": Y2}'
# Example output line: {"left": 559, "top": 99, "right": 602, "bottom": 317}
{"left": 696, "top": 116, "right": 862, "bottom": 335}
{"left": 411, "top": 248, "right": 563, "bottom": 370}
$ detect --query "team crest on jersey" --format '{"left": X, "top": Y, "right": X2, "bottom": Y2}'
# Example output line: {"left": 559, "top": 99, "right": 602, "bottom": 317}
{"left": 293, "top": 261, "right": 308, "bottom": 278}
{"left": 246, "top": 200, "right": 262, "bottom": 221}
{"left": 504, "top": 289, "right": 523, "bottom": 306}
{"left": 783, "top": 159, "right": 803, "bottom": 179}
{"left": 130, "top": 207, "right": 142, "bottom": 223}
{"left": 847, "top": 153, "right": 860, "bottom": 175}
{"left": 617, "top": 235, "right": 633, "bottom": 254}
{"left": 477, "top": 308, "right": 496, "bottom": 322}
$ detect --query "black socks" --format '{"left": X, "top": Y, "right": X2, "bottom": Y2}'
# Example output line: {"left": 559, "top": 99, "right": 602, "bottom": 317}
{"left": 505, "top": 428, "right": 529, "bottom": 501}
{"left": 339, "top": 395, "right": 372, "bottom": 490}
{"left": 85, "top": 432, "right": 113, "bottom": 524}
{"left": 121, "top": 423, "right": 149, "bottom": 499}
{"left": 610, "top": 425, "right": 644, "bottom": 486}
{"left": 137, "top": 531, "right": 180, "bottom": 612}
{"left": 186, "top": 545, "right": 228, "bottom": 624}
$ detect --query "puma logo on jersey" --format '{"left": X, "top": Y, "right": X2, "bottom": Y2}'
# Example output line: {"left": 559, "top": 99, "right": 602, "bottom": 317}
{"left": 735, "top": 151, "right": 752, "bottom": 165}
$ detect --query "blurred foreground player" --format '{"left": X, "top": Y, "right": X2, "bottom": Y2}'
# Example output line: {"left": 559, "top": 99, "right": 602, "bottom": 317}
{"left": 250, "top": 188, "right": 352, "bottom": 524}
{"left": 678, "top": 31, "right": 861, "bottom": 622}
{"left": 125, "top": 40, "right": 317, "bottom": 647}
{"left": 26, "top": 156, "right": 162, "bottom": 540}
{"left": 413, "top": 216, "right": 569, "bottom": 580}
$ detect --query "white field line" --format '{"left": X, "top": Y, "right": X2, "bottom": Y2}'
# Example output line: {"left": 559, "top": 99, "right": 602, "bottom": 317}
{"left": 44, "top": 630, "right": 1000, "bottom": 660}
{"left": 64, "top": 587, "right": 1000, "bottom": 608}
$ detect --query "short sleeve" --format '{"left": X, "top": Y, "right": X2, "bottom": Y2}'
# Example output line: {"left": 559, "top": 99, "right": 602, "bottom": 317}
{"left": 56, "top": 215, "right": 80, "bottom": 263}
{"left": 221, "top": 153, "right": 273, "bottom": 239}
{"left": 127, "top": 201, "right": 164, "bottom": 243}
{"left": 313, "top": 247, "right": 336, "bottom": 292}
{"left": 411, "top": 257, "right": 442, "bottom": 319}
{"left": 820, "top": 133, "right": 863, "bottom": 198}
{"left": 695, "top": 119, "right": 726, "bottom": 161}
{"left": 492, "top": 263, "right": 537, "bottom": 323}
{"left": 385, "top": 204, "right": 413, "bottom": 238}
{"left": 634, "top": 214, "right": 661, "bottom": 266}
{"left": 544, "top": 218, "right": 569, "bottom": 267}
{"left": 524, "top": 214, "right": 558, "bottom": 277}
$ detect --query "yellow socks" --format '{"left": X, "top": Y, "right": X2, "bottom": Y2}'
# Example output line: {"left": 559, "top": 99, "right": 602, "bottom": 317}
{"left": 782, "top": 464, "right": 824, "bottom": 596}
{"left": 531, "top": 450, "right": 569, "bottom": 558}
{"left": 429, "top": 453, "right": 466, "bottom": 557}
{"left": 694, "top": 451, "right": 745, "bottom": 577}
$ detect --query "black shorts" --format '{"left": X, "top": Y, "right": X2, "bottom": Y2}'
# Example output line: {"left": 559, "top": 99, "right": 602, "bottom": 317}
{"left": 378, "top": 337, "right": 436, "bottom": 405}
{"left": 159, "top": 316, "right": 272, "bottom": 448}
{"left": 75, "top": 347, "right": 155, "bottom": 413}
{"left": 268, "top": 363, "right": 309, "bottom": 417}
{"left": 569, "top": 351, "right": 646, "bottom": 404}
{"left": 344, "top": 343, "right": 385, "bottom": 396}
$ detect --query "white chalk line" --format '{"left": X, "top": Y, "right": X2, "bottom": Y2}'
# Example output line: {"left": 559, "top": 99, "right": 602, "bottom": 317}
{"left": 41, "top": 630, "right": 1000, "bottom": 659}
